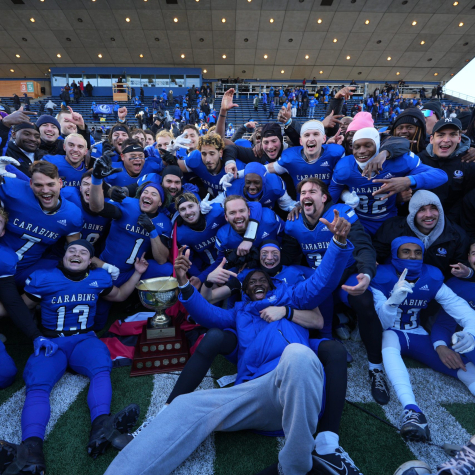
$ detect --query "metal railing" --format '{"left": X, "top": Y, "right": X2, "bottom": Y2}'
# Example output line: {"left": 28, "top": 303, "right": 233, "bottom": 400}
{"left": 443, "top": 88, "right": 475, "bottom": 105}
{"left": 214, "top": 82, "right": 364, "bottom": 98}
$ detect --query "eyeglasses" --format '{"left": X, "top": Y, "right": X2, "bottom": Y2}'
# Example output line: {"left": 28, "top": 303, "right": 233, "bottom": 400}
{"left": 422, "top": 109, "right": 435, "bottom": 117}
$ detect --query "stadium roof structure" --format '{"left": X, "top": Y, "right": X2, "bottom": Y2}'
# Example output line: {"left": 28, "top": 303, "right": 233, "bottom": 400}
{"left": 0, "top": 0, "right": 474, "bottom": 82}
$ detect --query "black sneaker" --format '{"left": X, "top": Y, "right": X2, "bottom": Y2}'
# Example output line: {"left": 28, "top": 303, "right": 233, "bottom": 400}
{"left": 87, "top": 404, "right": 140, "bottom": 458}
{"left": 311, "top": 446, "right": 364, "bottom": 475}
{"left": 437, "top": 434, "right": 475, "bottom": 474}
{"left": 0, "top": 438, "right": 45, "bottom": 475}
{"left": 400, "top": 409, "right": 431, "bottom": 442}
{"left": 368, "top": 369, "right": 390, "bottom": 405}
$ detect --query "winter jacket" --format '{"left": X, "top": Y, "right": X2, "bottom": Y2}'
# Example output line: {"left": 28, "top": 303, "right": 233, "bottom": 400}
{"left": 418, "top": 135, "right": 475, "bottom": 222}
{"left": 179, "top": 238, "right": 353, "bottom": 384}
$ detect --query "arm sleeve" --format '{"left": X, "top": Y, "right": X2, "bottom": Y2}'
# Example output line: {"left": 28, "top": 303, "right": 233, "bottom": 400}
{"left": 283, "top": 121, "right": 301, "bottom": 147}
{"left": 409, "top": 162, "right": 448, "bottom": 190}
{"left": 380, "top": 136, "right": 411, "bottom": 158}
{"left": 277, "top": 191, "right": 297, "bottom": 211}
{"left": 431, "top": 310, "right": 458, "bottom": 348}
{"left": 280, "top": 232, "right": 304, "bottom": 266}
{"left": 0, "top": 276, "right": 41, "bottom": 340}
{"left": 223, "top": 144, "right": 263, "bottom": 165}
{"left": 230, "top": 125, "right": 248, "bottom": 142}
{"left": 178, "top": 283, "right": 236, "bottom": 329}
{"left": 291, "top": 239, "right": 354, "bottom": 309}
{"left": 348, "top": 219, "right": 377, "bottom": 279}
{"left": 435, "top": 284, "right": 475, "bottom": 336}
{"left": 272, "top": 161, "right": 289, "bottom": 175}
{"left": 324, "top": 97, "right": 344, "bottom": 138}
{"left": 329, "top": 178, "right": 346, "bottom": 204}
{"left": 77, "top": 125, "right": 91, "bottom": 150}
{"left": 370, "top": 286, "right": 398, "bottom": 330}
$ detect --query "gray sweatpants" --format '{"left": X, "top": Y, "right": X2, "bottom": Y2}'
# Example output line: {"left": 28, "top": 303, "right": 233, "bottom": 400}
{"left": 105, "top": 344, "right": 324, "bottom": 475}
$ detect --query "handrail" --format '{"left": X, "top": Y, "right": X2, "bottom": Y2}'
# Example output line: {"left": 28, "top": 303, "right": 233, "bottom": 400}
{"left": 443, "top": 88, "right": 475, "bottom": 105}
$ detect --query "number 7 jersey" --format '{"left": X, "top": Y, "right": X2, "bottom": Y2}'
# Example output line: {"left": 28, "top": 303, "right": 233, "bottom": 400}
{"left": 24, "top": 267, "right": 113, "bottom": 333}
{"left": 0, "top": 178, "right": 83, "bottom": 272}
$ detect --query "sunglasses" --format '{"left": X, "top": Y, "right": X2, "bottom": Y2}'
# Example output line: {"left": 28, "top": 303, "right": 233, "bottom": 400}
{"left": 422, "top": 109, "right": 435, "bottom": 118}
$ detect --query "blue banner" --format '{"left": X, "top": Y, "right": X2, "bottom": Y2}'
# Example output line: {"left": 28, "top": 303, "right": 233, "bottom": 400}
{"left": 94, "top": 104, "right": 113, "bottom": 114}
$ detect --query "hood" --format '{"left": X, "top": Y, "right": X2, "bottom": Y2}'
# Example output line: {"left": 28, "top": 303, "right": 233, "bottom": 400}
{"left": 407, "top": 190, "right": 444, "bottom": 248}
{"left": 425, "top": 133, "right": 471, "bottom": 160}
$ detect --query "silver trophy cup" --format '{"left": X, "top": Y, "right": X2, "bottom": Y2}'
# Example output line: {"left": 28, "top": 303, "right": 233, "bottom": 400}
{"left": 136, "top": 277, "right": 179, "bottom": 339}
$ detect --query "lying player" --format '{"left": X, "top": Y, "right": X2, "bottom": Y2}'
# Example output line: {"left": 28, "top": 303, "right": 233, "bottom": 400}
{"left": 0, "top": 240, "right": 148, "bottom": 474}
{"left": 371, "top": 236, "right": 475, "bottom": 442}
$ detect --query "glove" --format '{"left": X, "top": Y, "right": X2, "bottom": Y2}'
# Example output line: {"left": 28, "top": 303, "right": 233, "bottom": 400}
{"left": 342, "top": 190, "right": 360, "bottom": 209}
{"left": 102, "top": 263, "right": 120, "bottom": 280}
{"left": 168, "top": 134, "right": 191, "bottom": 153}
{"left": 110, "top": 186, "right": 128, "bottom": 202}
{"left": 386, "top": 269, "right": 414, "bottom": 307}
{"left": 137, "top": 213, "right": 155, "bottom": 233}
{"left": 200, "top": 193, "right": 213, "bottom": 214}
{"left": 161, "top": 149, "right": 178, "bottom": 166}
{"left": 0, "top": 157, "right": 20, "bottom": 178}
{"left": 34, "top": 336, "right": 58, "bottom": 357}
{"left": 92, "top": 153, "right": 122, "bottom": 180}
{"left": 452, "top": 332, "right": 475, "bottom": 354}
{"left": 219, "top": 172, "right": 235, "bottom": 190}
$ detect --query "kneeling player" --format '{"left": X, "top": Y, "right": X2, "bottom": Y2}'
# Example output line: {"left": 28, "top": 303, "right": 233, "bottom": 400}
{"left": 0, "top": 240, "right": 149, "bottom": 474}
{"left": 371, "top": 236, "right": 475, "bottom": 442}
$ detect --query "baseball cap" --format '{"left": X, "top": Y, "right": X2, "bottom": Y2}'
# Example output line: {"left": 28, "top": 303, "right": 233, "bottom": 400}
{"left": 432, "top": 117, "right": 462, "bottom": 135}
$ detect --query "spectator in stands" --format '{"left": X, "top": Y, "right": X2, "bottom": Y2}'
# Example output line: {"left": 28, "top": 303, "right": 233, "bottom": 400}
{"left": 12, "top": 94, "right": 21, "bottom": 111}
{"left": 268, "top": 100, "right": 275, "bottom": 120}
{"left": 45, "top": 99, "right": 56, "bottom": 116}
{"left": 85, "top": 81, "right": 93, "bottom": 97}
{"left": 140, "top": 88, "right": 145, "bottom": 102}
{"left": 253, "top": 95, "right": 259, "bottom": 112}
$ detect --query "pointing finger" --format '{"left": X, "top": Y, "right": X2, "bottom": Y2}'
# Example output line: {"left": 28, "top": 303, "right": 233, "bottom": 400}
{"left": 333, "top": 209, "right": 340, "bottom": 220}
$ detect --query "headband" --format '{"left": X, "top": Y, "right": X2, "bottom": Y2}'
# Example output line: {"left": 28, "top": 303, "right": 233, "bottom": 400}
{"left": 122, "top": 144, "right": 144, "bottom": 155}
{"left": 300, "top": 120, "right": 325, "bottom": 137}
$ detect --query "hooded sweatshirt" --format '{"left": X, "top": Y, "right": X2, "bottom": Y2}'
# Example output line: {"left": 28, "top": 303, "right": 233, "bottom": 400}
{"left": 418, "top": 134, "right": 475, "bottom": 221}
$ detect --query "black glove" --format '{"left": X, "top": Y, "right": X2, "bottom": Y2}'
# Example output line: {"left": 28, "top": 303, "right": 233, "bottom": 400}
{"left": 137, "top": 213, "right": 155, "bottom": 233}
{"left": 92, "top": 153, "right": 122, "bottom": 180}
{"left": 109, "top": 186, "right": 128, "bottom": 202}
{"left": 159, "top": 149, "right": 178, "bottom": 166}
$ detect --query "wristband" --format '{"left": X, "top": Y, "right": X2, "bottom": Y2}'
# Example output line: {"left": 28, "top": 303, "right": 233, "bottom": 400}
{"left": 284, "top": 118, "right": 292, "bottom": 127}
{"left": 243, "top": 219, "right": 258, "bottom": 242}
{"left": 332, "top": 236, "right": 347, "bottom": 248}
{"left": 91, "top": 176, "right": 103, "bottom": 186}
{"left": 149, "top": 228, "right": 159, "bottom": 239}
{"left": 178, "top": 280, "right": 191, "bottom": 289}
{"left": 220, "top": 114, "right": 227, "bottom": 118}
{"left": 285, "top": 307, "right": 294, "bottom": 322}
{"left": 204, "top": 280, "right": 214, "bottom": 288}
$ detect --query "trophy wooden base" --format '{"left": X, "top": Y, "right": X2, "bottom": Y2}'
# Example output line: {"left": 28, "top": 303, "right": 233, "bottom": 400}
{"left": 130, "top": 325, "right": 190, "bottom": 376}
{"left": 146, "top": 317, "right": 176, "bottom": 340}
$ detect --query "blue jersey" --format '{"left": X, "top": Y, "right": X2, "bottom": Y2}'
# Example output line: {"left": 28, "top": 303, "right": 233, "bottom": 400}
{"left": 0, "top": 178, "right": 82, "bottom": 271}
{"left": 90, "top": 142, "right": 120, "bottom": 161}
{"left": 25, "top": 267, "right": 113, "bottom": 332}
{"left": 42, "top": 155, "right": 86, "bottom": 188}
{"left": 285, "top": 203, "right": 358, "bottom": 269}
{"left": 216, "top": 206, "right": 284, "bottom": 254}
{"left": 0, "top": 244, "right": 18, "bottom": 278}
{"left": 330, "top": 152, "right": 448, "bottom": 234}
{"left": 277, "top": 144, "right": 344, "bottom": 188}
{"left": 184, "top": 150, "right": 245, "bottom": 195}
{"left": 61, "top": 187, "right": 111, "bottom": 246}
{"left": 100, "top": 198, "right": 171, "bottom": 272}
{"left": 104, "top": 160, "right": 163, "bottom": 188}
{"left": 371, "top": 263, "right": 444, "bottom": 331}
{"left": 225, "top": 174, "right": 286, "bottom": 210}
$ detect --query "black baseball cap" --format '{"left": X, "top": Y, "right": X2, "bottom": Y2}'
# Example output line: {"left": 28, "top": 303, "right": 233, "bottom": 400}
{"left": 432, "top": 117, "right": 462, "bottom": 135}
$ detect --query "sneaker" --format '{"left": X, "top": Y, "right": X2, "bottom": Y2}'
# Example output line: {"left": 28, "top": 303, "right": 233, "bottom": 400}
{"left": 336, "top": 324, "right": 350, "bottom": 340}
{"left": 369, "top": 369, "right": 390, "bottom": 405}
{"left": 437, "top": 434, "right": 475, "bottom": 474}
{"left": 311, "top": 446, "right": 364, "bottom": 475}
{"left": 400, "top": 409, "right": 431, "bottom": 442}
{"left": 350, "top": 326, "right": 361, "bottom": 342}
{"left": 0, "top": 438, "right": 45, "bottom": 475}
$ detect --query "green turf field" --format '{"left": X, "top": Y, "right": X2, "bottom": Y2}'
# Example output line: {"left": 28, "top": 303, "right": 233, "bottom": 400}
{"left": 1, "top": 306, "right": 473, "bottom": 475}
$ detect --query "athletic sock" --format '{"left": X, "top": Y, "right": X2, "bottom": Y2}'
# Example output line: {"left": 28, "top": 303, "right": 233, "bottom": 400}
{"left": 404, "top": 404, "right": 422, "bottom": 413}
{"left": 315, "top": 431, "right": 339, "bottom": 455}
{"left": 21, "top": 389, "right": 50, "bottom": 441}
{"left": 88, "top": 371, "right": 112, "bottom": 422}
{"left": 368, "top": 362, "right": 384, "bottom": 372}
{"left": 458, "top": 363, "right": 475, "bottom": 395}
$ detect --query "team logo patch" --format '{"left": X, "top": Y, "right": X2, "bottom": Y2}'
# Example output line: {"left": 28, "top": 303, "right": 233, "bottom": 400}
{"left": 57, "top": 219, "right": 67, "bottom": 226}
{"left": 320, "top": 226, "right": 329, "bottom": 232}
{"left": 320, "top": 161, "right": 329, "bottom": 167}
{"left": 261, "top": 231, "right": 269, "bottom": 238}
{"left": 89, "top": 281, "right": 99, "bottom": 287}
{"left": 211, "top": 223, "right": 219, "bottom": 229}
{"left": 454, "top": 170, "right": 463, "bottom": 178}
{"left": 437, "top": 248, "right": 447, "bottom": 256}
{"left": 419, "top": 285, "right": 430, "bottom": 291}
{"left": 384, "top": 173, "right": 394, "bottom": 179}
